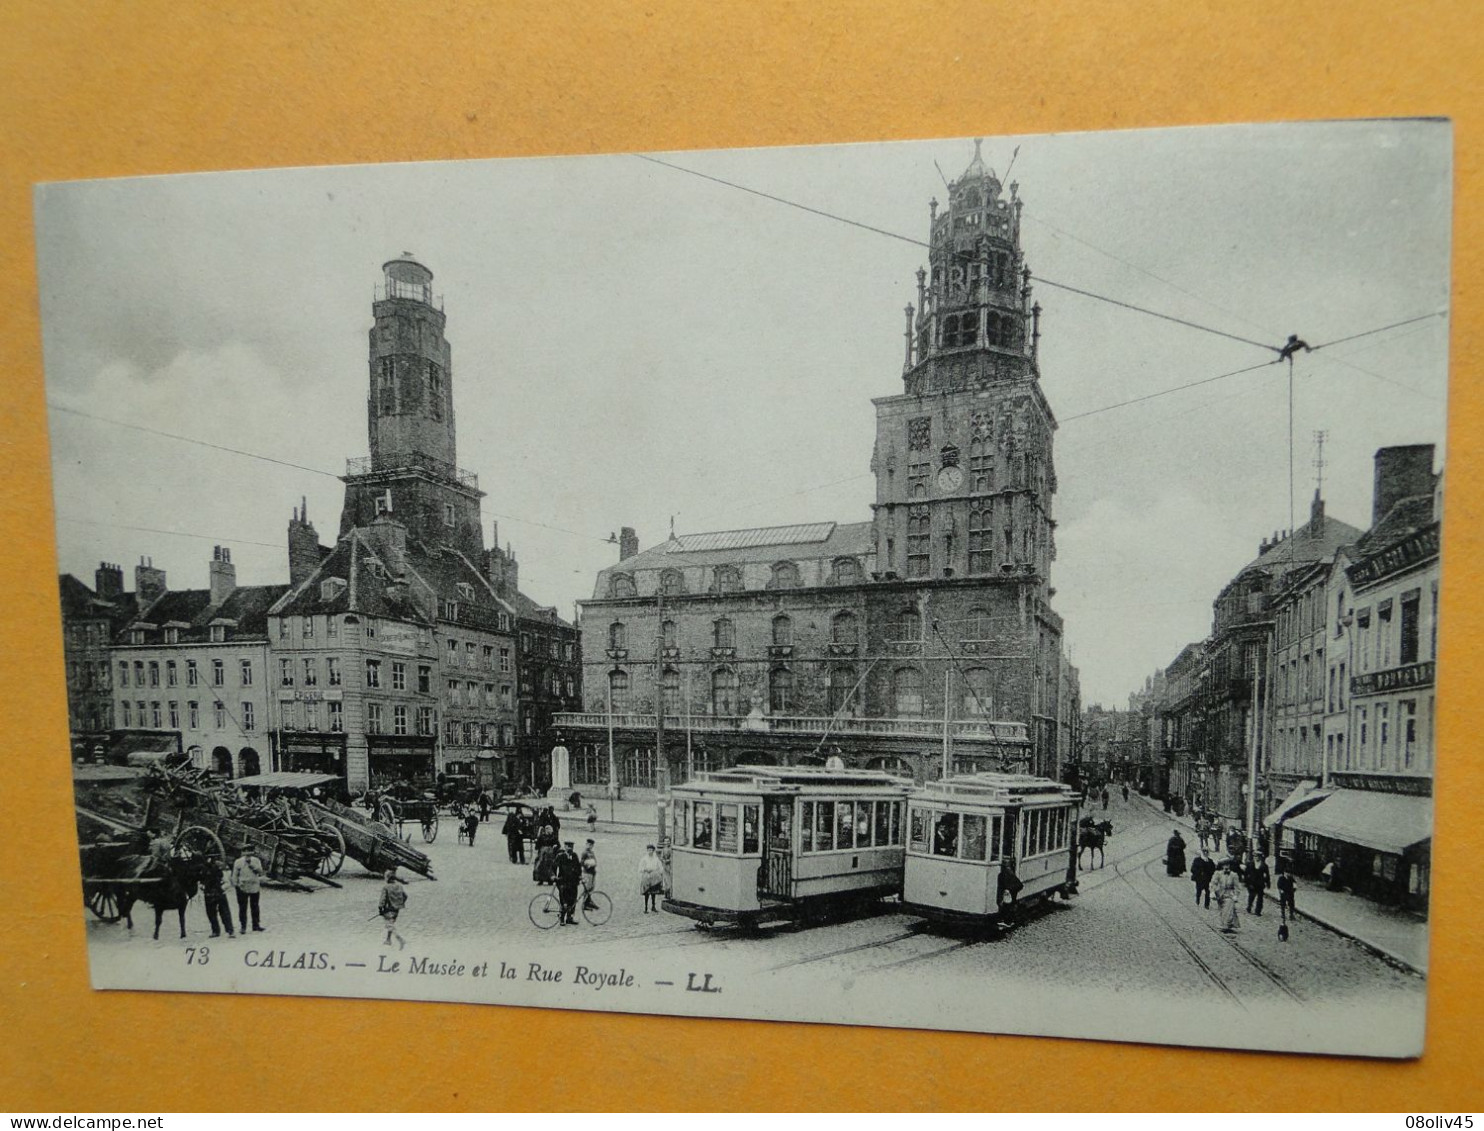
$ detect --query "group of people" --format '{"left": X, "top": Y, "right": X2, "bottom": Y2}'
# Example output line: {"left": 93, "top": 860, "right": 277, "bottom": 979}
{"left": 1170, "top": 824, "right": 1297, "bottom": 935}
{"left": 149, "top": 835, "right": 267, "bottom": 940}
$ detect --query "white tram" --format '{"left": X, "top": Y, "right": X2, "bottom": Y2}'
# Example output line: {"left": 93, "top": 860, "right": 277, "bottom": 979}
{"left": 663, "top": 765, "right": 912, "bottom": 928}
{"left": 901, "top": 773, "right": 1081, "bottom": 929}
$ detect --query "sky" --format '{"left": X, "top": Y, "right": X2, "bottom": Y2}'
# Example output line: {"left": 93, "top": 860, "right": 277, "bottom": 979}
{"left": 36, "top": 120, "right": 1453, "bottom": 707}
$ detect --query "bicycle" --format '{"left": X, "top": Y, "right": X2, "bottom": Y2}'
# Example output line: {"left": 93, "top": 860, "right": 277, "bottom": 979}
{"left": 528, "top": 885, "right": 612, "bottom": 928}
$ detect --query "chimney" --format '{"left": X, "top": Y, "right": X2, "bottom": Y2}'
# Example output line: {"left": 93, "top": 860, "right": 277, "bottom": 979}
{"left": 1309, "top": 490, "right": 1325, "bottom": 536}
{"left": 95, "top": 561, "right": 124, "bottom": 600}
{"left": 208, "top": 545, "right": 237, "bottom": 606}
{"left": 288, "top": 498, "right": 321, "bottom": 586}
{"left": 485, "top": 543, "right": 519, "bottom": 598}
{"left": 134, "top": 557, "right": 166, "bottom": 610}
{"left": 619, "top": 526, "right": 639, "bottom": 561}
{"left": 1373, "top": 444, "right": 1436, "bottom": 526}
{"left": 366, "top": 513, "right": 408, "bottom": 575}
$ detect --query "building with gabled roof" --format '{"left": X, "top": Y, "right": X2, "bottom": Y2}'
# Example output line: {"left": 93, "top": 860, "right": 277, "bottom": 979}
{"left": 107, "top": 549, "right": 287, "bottom": 777}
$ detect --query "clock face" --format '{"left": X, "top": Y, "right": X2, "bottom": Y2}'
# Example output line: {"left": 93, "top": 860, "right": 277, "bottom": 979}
{"left": 937, "top": 465, "right": 965, "bottom": 492}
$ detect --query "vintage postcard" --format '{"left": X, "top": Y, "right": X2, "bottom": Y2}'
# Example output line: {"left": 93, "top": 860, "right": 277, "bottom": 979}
{"left": 39, "top": 120, "right": 1449, "bottom": 1056}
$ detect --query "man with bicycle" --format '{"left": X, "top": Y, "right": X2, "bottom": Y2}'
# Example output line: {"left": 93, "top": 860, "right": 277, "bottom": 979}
{"left": 554, "top": 841, "right": 582, "bottom": 925}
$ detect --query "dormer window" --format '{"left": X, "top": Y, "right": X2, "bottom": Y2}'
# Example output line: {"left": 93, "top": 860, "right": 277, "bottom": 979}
{"left": 659, "top": 569, "right": 685, "bottom": 596}
{"left": 375, "top": 490, "right": 392, "bottom": 515}
{"left": 609, "top": 573, "right": 636, "bottom": 599}
{"left": 712, "top": 566, "right": 741, "bottom": 594}
{"left": 129, "top": 629, "right": 145, "bottom": 645}
{"left": 209, "top": 625, "right": 226, "bottom": 643}
{"left": 164, "top": 627, "right": 180, "bottom": 645}
{"left": 457, "top": 582, "right": 474, "bottom": 601}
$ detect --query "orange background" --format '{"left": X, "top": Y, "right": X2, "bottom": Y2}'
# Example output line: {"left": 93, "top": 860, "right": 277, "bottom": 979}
{"left": 2, "top": 0, "right": 1481, "bottom": 1112}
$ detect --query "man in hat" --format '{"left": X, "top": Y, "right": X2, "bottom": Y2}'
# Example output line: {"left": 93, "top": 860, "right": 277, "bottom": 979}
{"left": 231, "top": 842, "right": 266, "bottom": 932}
{"left": 554, "top": 841, "right": 582, "bottom": 925}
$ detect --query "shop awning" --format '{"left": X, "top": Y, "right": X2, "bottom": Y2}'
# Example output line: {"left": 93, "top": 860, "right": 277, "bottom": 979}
{"left": 1266, "top": 780, "right": 1332, "bottom": 825}
{"left": 231, "top": 771, "right": 342, "bottom": 790}
{"left": 1285, "top": 788, "right": 1432, "bottom": 855}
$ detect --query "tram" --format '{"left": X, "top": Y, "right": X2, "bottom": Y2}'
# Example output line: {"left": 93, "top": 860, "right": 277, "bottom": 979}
{"left": 901, "top": 773, "right": 1081, "bottom": 930}
{"left": 663, "top": 765, "right": 912, "bottom": 929}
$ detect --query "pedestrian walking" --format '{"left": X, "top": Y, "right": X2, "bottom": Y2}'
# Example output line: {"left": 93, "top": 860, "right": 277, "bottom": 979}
{"left": 199, "top": 853, "right": 236, "bottom": 938}
{"left": 580, "top": 839, "right": 599, "bottom": 911}
{"left": 997, "top": 860, "right": 1024, "bottom": 925}
{"left": 1100, "top": 787, "right": 1110, "bottom": 811}
{"left": 1277, "top": 865, "right": 1297, "bottom": 918}
{"left": 639, "top": 844, "right": 665, "bottom": 913}
{"left": 478, "top": 791, "right": 491, "bottom": 823}
{"left": 502, "top": 809, "right": 526, "bottom": 864}
{"left": 378, "top": 869, "right": 407, "bottom": 949}
{"left": 1190, "top": 849, "right": 1215, "bottom": 909}
{"left": 585, "top": 803, "right": 599, "bottom": 835}
{"left": 1213, "top": 860, "right": 1241, "bottom": 933}
{"left": 554, "top": 841, "right": 582, "bottom": 925}
{"left": 1165, "top": 828, "right": 1187, "bottom": 877}
{"left": 461, "top": 809, "right": 480, "bottom": 847}
{"left": 1121, "top": 783, "right": 1129, "bottom": 803}
{"left": 230, "top": 843, "right": 266, "bottom": 932}
{"left": 1245, "top": 854, "right": 1271, "bottom": 915}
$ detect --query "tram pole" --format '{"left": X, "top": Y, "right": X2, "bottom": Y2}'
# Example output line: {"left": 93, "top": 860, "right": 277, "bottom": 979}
{"left": 941, "top": 663, "right": 953, "bottom": 780}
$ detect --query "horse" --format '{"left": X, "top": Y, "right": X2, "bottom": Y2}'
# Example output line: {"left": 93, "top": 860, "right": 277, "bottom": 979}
{"left": 111, "top": 853, "right": 211, "bottom": 940}
{"left": 1078, "top": 819, "right": 1113, "bottom": 870}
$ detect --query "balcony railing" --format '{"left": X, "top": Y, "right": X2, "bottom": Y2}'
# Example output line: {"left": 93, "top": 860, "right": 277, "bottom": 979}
{"left": 346, "top": 450, "right": 479, "bottom": 490}
{"left": 553, "top": 711, "right": 1030, "bottom": 745}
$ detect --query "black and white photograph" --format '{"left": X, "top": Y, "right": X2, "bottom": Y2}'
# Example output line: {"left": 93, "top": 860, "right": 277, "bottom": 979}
{"left": 39, "top": 120, "right": 1449, "bottom": 1057}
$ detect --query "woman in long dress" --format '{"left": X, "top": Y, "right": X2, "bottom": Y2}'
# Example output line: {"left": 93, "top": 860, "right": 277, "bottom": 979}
{"left": 1165, "top": 829, "right": 1187, "bottom": 877}
{"left": 1213, "top": 861, "right": 1241, "bottom": 932}
{"left": 639, "top": 844, "right": 665, "bottom": 913}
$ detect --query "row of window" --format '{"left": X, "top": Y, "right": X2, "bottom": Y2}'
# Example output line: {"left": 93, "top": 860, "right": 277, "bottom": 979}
{"left": 121, "top": 699, "right": 256, "bottom": 733}
{"left": 440, "top": 719, "right": 519, "bottom": 747}
{"left": 127, "top": 625, "right": 234, "bottom": 645}
{"left": 119, "top": 657, "right": 246, "bottom": 690}
{"left": 606, "top": 663, "right": 1003, "bottom": 718}
{"left": 608, "top": 559, "right": 864, "bottom": 599}
{"left": 608, "top": 607, "right": 1019, "bottom": 655}
{"left": 444, "top": 638, "right": 514, "bottom": 673}
{"left": 908, "top": 805, "right": 1071, "bottom": 861}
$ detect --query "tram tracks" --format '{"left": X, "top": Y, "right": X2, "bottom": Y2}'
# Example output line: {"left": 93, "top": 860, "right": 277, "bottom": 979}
{"left": 1109, "top": 850, "right": 1246, "bottom": 1009}
{"left": 763, "top": 924, "right": 932, "bottom": 973}
{"left": 1135, "top": 858, "right": 1305, "bottom": 1004}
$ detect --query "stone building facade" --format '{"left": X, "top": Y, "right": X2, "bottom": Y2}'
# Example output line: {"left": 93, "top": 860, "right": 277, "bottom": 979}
{"left": 109, "top": 553, "right": 286, "bottom": 777}
{"left": 557, "top": 144, "right": 1073, "bottom": 788}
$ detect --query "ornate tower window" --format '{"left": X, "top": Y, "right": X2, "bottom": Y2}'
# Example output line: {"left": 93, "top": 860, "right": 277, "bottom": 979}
{"left": 830, "top": 557, "right": 862, "bottom": 586}
{"left": 712, "top": 617, "right": 736, "bottom": 650}
{"left": 608, "top": 669, "right": 629, "bottom": 713}
{"left": 965, "top": 606, "right": 994, "bottom": 640}
{"left": 908, "top": 417, "right": 932, "bottom": 451}
{"left": 607, "top": 621, "right": 627, "bottom": 652}
{"left": 661, "top": 667, "right": 681, "bottom": 714}
{"left": 892, "top": 607, "right": 921, "bottom": 643}
{"left": 608, "top": 573, "right": 636, "bottom": 598}
{"left": 967, "top": 508, "right": 992, "bottom": 574}
{"left": 711, "top": 668, "right": 738, "bottom": 715}
{"left": 969, "top": 438, "right": 993, "bottom": 493}
{"left": 831, "top": 610, "right": 858, "bottom": 645}
{"left": 906, "top": 507, "right": 931, "bottom": 578}
{"left": 962, "top": 667, "right": 995, "bottom": 716}
{"left": 769, "top": 667, "right": 794, "bottom": 713}
{"left": 427, "top": 362, "right": 443, "bottom": 421}
{"left": 827, "top": 664, "right": 857, "bottom": 714}
{"left": 771, "top": 614, "right": 793, "bottom": 647}
{"left": 659, "top": 568, "right": 685, "bottom": 596}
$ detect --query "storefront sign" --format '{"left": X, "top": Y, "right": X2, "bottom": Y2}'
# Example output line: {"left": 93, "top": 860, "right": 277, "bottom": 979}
{"left": 1350, "top": 660, "right": 1434, "bottom": 696}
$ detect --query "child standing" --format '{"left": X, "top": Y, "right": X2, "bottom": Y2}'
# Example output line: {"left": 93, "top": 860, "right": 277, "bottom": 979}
{"left": 379, "top": 869, "right": 408, "bottom": 949}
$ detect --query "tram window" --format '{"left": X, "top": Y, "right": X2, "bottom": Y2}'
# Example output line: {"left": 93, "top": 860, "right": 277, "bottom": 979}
{"left": 961, "top": 814, "right": 988, "bottom": 861}
{"left": 769, "top": 804, "right": 792, "bottom": 851}
{"left": 910, "top": 807, "right": 930, "bottom": 853}
{"left": 874, "top": 801, "right": 891, "bottom": 846}
{"left": 1056, "top": 809, "right": 1067, "bottom": 849}
{"left": 988, "top": 816, "right": 1002, "bottom": 861}
{"left": 1040, "top": 812, "right": 1051, "bottom": 854}
{"left": 674, "top": 800, "right": 690, "bottom": 847}
{"left": 717, "top": 804, "right": 739, "bottom": 853}
{"left": 856, "top": 801, "right": 872, "bottom": 848}
{"left": 933, "top": 813, "right": 959, "bottom": 857}
{"left": 816, "top": 801, "right": 835, "bottom": 851}
{"left": 801, "top": 802, "right": 814, "bottom": 852}
{"left": 1002, "top": 817, "right": 1016, "bottom": 859}
{"left": 836, "top": 802, "right": 854, "bottom": 850}
{"left": 743, "top": 804, "right": 760, "bottom": 854}
{"left": 892, "top": 801, "right": 903, "bottom": 846}
{"left": 693, "top": 801, "right": 714, "bottom": 850}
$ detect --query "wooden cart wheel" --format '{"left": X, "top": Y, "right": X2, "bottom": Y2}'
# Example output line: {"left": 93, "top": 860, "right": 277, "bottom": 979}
{"left": 175, "top": 825, "right": 226, "bottom": 862}
{"left": 316, "top": 825, "right": 346, "bottom": 877}
{"left": 421, "top": 815, "right": 438, "bottom": 843}
{"left": 86, "top": 886, "right": 122, "bottom": 922}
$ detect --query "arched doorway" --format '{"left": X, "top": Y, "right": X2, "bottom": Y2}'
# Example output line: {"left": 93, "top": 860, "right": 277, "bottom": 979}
{"left": 212, "top": 746, "right": 234, "bottom": 777}
{"left": 239, "top": 747, "right": 261, "bottom": 777}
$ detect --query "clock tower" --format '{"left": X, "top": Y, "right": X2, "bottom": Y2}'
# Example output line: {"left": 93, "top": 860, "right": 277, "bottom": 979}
{"left": 340, "top": 255, "right": 488, "bottom": 559}
{"left": 871, "top": 141, "right": 1057, "bottom": 594}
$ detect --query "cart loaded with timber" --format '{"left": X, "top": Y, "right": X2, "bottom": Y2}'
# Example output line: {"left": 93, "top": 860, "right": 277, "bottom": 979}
{"left": 75, "top": 761, "right": 435, "bottom": 922}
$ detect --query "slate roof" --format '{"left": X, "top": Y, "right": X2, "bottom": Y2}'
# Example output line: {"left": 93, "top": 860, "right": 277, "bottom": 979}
{"left": 121, "top": 583, "right": 289, "bottom": 643}
{"left": 59, "top": 574, "right": 135, "bottom": 625}
{"left": 606, "top": 520, "right": 874, "bottom": 576}
{"left": 1355, "top": 494, "right": 1437, "bottom": 557}
{"left": 1233, "top": 512, "right": 1365, "bottom": 584}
